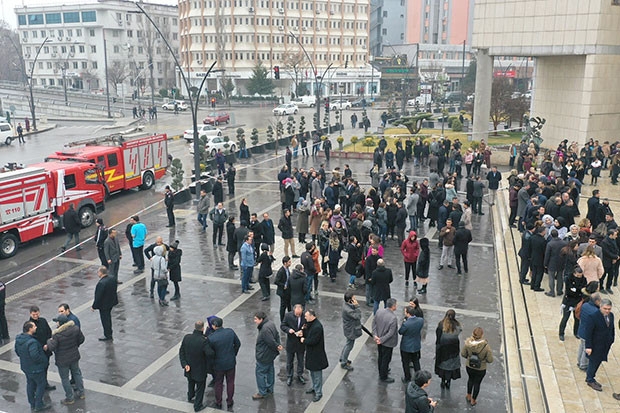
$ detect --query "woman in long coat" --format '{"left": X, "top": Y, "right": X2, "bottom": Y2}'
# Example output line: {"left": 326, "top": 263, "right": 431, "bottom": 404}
{"left": 297, "top": 199, "right": 310, "bottom": 243}
{"left": 168, "top": 241, "right": 182, "bottom": 300}
{"left": 435, "top": 309, "right": 462, "bottom": 389}
{"left": 309, "top": 200, "right": 322, "bottom": 242}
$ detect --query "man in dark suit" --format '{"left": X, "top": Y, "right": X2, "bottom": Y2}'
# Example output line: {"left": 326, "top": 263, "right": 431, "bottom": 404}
{"left": 528, "top": 226, "right": 547, "bottom": 292}
{"left": 280, "top": 304, "right": 306, "bottom": 386}
{"left": 301, "top": 309, "right": 328, "bottom": 403}
{"left": 260, "top": 213, "right": 276, "bottom": 253}
{"left": 274, "top": 257, "right": 293, "bottom": 322}
{"left": 582, "top": 298, "right": 614, "bottom": 392}
{"left": 179, "top": 320, "right": 215, "bottom": 412}
{"left": 91, "top": 266, "right": 118, "bottom": 342}
{"left": 208, "top": 317, "right": 241, "bottom": 410}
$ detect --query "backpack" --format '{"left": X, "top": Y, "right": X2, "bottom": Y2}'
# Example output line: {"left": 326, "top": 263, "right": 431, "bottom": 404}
{"left": 469, "top": 343, "right": 486, "bottom": 369}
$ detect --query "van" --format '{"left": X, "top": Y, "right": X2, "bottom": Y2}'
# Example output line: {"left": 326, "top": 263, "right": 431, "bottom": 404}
{"left": 293, "top": 95, "right": 316, "bottom": 108}
{"left": 0, "top": 123, "right": 14, "bottom": 145}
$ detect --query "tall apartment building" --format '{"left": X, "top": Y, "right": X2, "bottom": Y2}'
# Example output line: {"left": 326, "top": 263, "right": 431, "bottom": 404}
{"left": 404, "top": 0, "right": 474, "bottom": 46}
{"left": 14, "top": 0, "right": 179, "bottom": 99}
{"left": 178, "top": 0, "right": 379, "bottom": 98}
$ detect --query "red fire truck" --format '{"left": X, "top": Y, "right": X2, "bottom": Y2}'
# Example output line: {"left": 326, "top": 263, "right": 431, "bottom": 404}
{"left": 0, "top": 162, "right": 106, "bottom": 258}
{"left": 45, "top": 133, "right": 169, "bottom": 194}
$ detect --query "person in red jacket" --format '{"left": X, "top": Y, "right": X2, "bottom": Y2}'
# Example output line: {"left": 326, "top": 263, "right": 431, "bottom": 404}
{"left": 400, "top": 231, "right": 420, "bottom": 288}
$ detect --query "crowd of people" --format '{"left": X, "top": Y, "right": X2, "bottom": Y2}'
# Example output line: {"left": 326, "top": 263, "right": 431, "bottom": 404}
{"left": 15, "top": 132, "right": 620, "bottom": 411}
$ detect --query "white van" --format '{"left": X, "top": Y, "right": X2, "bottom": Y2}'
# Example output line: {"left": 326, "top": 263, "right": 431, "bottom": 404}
{"left": 293, "top": 95, "right": 316, "bottom": 108}
{"left": 0, "top": 123, "right": 15, "bottom": 145}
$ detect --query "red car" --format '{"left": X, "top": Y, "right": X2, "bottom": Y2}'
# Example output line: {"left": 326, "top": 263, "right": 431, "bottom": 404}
{"left": 203, "top": 112, "right": 230, "bottom": 125}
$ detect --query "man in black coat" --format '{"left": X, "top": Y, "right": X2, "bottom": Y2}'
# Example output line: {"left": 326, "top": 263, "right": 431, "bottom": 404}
{"left": 518, "top": 223, "right": 535, "bottom": 284}
{"left": 289, "top": 264, "right": 308, "bottom": 309}
{"left": 46, "top": 314, "right": 85, "bottom": 403}
{"left": 164, "top": 185, "right": 175, "bottom": 227}
{"left": 274, "top": 257, "right": 293, "bottom": 321}
{"left": 544, "top": 229, "right": 567, "bottom": 297}
{"left": 600, "top": 229, "right": 619, "bottom": 293}
{"left": 301, "top": 309, "right": 328, "bottom": 403}
{"left": 95, "top": 218, "right": 108, "bottom": 267}
{"left": 179, "top": 320, "right": 215, "bottom": 412}
{"left": 586, "top": 190, "right": 601, "bottom": 228}
{"left": 365, "top": 246, "right": 381, "bottom": 307}
{"left": 278, "top": 209, "right": 298, "bottom": 258}
{"left": 529, "top": 227, "right": 548, "bottom": 292}
{"left": 248, "top": 213, "right": 263, "bottom": 259}
{"left": 371, "top": 259, "right": 393, "bottom": 314}
{"left": 453, "top": 221, "right": 473, "bottom": 275}
{"left": 252, "top": 312, "right": 282, "bottom": 400}
{"left": 212, "top": 177, "right": 224, "bottom": 205}
{"left": 91, "top": 266, "right": 118, "bottom": 341}
{"left": 61, "top": 203, "right": 82, "bottom": 251}
{"left": 103, "top": 228, "right": 122, "bottom": 283}
{"left": 280, "top": 304, "right": 306, "bottom": 386}
{"left": 28, "top": 306, "right": 55, "bottom": 390}
{"left": 260, "top": 213, "right": 276, "bottom": 253}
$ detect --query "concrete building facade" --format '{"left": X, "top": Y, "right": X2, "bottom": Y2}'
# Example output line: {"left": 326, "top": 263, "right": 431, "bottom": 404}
{"left": 178, "top": 0, "right": 379, "bottom": 99}
{"left": 404, "top": 0, "right": 474, "bottom": 46}
{"left": 472, "top": 0, "right": 620, "bottom": 147}
{"left": 14, "top": 0, "right": 179, "bottom": 100}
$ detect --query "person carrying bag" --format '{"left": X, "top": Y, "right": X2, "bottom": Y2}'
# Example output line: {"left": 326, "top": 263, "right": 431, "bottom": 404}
{"left": 150, "top": 246, "right": 169, "bottom": 306}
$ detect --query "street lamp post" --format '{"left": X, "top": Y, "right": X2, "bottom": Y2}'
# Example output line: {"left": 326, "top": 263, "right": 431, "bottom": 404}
{"left": 27, "top": 37, "right": 50, "bottom": 131}
{"left": 136, "top": 3, "right": 216, "bottom": 199}
{"left": 103, "top": 30, "right": 112, "bottom": 119}
{"left": 289, "top": 31, "right": 332, "bottom": 134}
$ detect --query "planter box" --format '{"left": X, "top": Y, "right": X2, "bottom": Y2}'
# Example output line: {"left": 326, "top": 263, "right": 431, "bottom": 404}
{"left": 251, "top": 145, "right": 265, "bottom": 154}
{"left": 331, "top": 151, "right": 374, "bottom": 160}
{"left": 225, "top": 153, "right": 236, "bottom": 164}
{"left": 173, "top": 188, "right": 192, "bottom": 204}
{"left": 278, "top": 137, "right": 290, "bottom": 146}
{"left": 265, "top": 141, "right": 276, "bottom": 150}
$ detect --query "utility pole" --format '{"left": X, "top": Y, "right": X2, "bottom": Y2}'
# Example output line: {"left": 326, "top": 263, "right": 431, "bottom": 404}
{"left": 103, "top": 30, "right": 112, "bottom": 118}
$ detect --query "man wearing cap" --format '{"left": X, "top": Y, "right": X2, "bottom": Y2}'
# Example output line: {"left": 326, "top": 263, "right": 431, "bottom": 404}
{"left": 46, "top": 314, "right": 85, "bottom": 404}
{"left": 164, "top": 185, "right": 175, "bottom": 227}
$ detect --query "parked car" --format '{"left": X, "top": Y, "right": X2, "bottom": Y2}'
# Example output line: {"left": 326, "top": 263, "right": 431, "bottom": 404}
{"left": 273, "top": 103, "right": 299, "bottom": 115}
{"left": 188, "top": 135, "right": 236, "bottom": 157}
{"left": 443, "top": 91, "right": 464, "bottom": 103}
{"left": 184, "top": 125, "right": 223, "bottom": 142}
{"left": 203, "top": 112, "right": 230, "bottom": 125}
{"left": 0, "top": 123, "right": 14, "bottom": 145}
{"left": 330, "top": 99, "right": 352, "bottom": 111}
{"left": 161, "top": 100, "right": 188, "bottom": 111}
{"left": 350, "top": 98, "right": 366, "bottom": 107}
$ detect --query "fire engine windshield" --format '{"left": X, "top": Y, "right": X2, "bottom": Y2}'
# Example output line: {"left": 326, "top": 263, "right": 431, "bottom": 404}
{"left": 84, "top": 168, "right": 100, "bottom": 184}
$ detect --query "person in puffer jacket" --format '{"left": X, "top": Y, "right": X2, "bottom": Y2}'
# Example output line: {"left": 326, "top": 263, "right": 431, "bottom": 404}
{"left": 401, "top": 231, "right": 420, "bottom": 287}
{"left": 405, "top": 370, "right": 437, "bottom": 412}
{"left": 15, "top": 321, "right": 49, "bottom": 411}
{"left": 46, "top": 314, "right": 85, "bottom": 404}
{"left": 151, "top": 245, "right": 169, "bottom": 306}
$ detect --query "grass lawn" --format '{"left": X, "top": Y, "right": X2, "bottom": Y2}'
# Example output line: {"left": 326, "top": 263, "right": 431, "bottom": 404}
{"left": 343, "top": 127, "right": 523, "bottom": 152}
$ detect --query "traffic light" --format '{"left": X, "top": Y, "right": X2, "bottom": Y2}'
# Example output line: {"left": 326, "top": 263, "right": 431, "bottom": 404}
{"left": 274, "top": 66, "right": 280, "bottom": 80}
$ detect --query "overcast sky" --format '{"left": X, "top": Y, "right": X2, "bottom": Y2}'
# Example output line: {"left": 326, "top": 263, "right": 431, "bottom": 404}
{"left": 2, "top": 0, "right": 178, "bottom": 28}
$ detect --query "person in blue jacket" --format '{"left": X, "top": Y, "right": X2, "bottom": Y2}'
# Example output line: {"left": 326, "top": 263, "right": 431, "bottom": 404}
{"left": 15, "top": 321, "right": 50, "bottom": 411}
{"left": 399, "top": 305, "right": 425, "bottom": 382}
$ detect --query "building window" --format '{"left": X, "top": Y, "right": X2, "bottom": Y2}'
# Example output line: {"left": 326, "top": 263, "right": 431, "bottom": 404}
{"left": 63, "top": 12, "right": 80, "bottom": 23}
{"left": 61, "top": 46, "right": 67, "bottom": 53}
{"left": 82, "top": 62, "right": 87, "bottom": 69}
{"left": 127, "top": 30, "right": 133, "bottom": 37}
{"left": 91, "top": 45, "right": 96, "bottom": 53}
{"left": 58, "top": 30, "right": 64, "bottom": 37}
{"left": 28, "top": 14, "right": 44, "bottom": 25}
{"left": 73, "top": 62, "right": 78, "bottom": 69}
{"left": 92, "top": 61, "right": 98, "bottom": 69}
{"left": 81, "top": 11, "right": 96, "bottom": 22}
{"left": 45, "top": 13, "right": 61, "bottom": 24}
{"left": 79, "top": 45, "right": 85, "bottom": 53}
{"left": 76, "top": 29, "right": 82, "bottom": 37}
{"left": 47, "top": 62, "right": 52, "bottom": 69}
{"left": 18, "top": 15, "right": 26, "bottom": 26}
{"left": 113, "top": 45, "right": 120, "bottom": 53}
{"left": 32, "top": 30, "right": 38, "bottom": 38}
{"left": 89, "top": 29, "right": 95, "bottom": 37}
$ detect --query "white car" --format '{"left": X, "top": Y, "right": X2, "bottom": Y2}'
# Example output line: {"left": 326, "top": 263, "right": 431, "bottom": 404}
{"left": 161, "top": 100, "right": 188, "bottom": 111}
{"left": 330, "top": 99, "right": 352, "bottom": 111}
{"left": 273, "top": 103, "right": 298, "bottom": 116}
{"left": 184, "top": 125, "right": 222, "bottom": 142}
{"left": 0, "top": 123, "right": 14, "bottom": 145}
{"left": 188, "top": 135, "right": 237, "bottom": 157}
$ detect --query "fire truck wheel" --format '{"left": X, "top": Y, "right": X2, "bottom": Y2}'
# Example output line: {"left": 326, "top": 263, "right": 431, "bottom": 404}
{"left": 141, "top": 171, "right": 155, "bottom": 190}
{"left": 78, "top": 206, "right": 95, "bottom": 228}
{"left": 0, "top": 233, "right": 18, "bottom": 258}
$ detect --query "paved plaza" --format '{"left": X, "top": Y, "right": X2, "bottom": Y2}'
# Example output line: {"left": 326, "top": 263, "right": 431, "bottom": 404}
{"left": 1, "top": 146, "right": 619, "bottom": 413}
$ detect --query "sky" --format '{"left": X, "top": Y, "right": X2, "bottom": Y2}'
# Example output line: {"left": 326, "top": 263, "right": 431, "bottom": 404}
{"left": 1, "top": 0, "right": 178, "bottom": 28}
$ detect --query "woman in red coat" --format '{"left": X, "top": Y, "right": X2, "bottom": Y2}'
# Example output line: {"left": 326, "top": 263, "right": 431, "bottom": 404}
{"left": 400, "top": 231, "right": 420, "bottom": 287}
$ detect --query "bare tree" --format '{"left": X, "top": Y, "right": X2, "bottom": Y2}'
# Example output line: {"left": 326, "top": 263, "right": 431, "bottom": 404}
{"left": 107, "top": 61, "right": 129, "bottom": 95}
{"left": 490, "top": 77, "right": 512, "bottom": 135}
{"left": 282, "top": 51, "right": 307, "bottom": 97}
{"left": 0, "top": 23, "right": 24, "bottom": 83}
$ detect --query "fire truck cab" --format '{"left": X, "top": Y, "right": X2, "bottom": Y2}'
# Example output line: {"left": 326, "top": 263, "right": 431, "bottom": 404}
{"left": 45, "top": 133, "right": 168, "bottom": 194}
{"left": 0, "top": 162, "right": 106, "bottom": 258}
